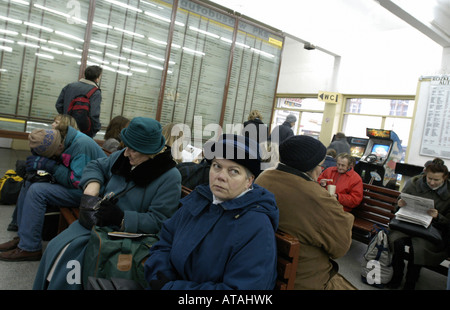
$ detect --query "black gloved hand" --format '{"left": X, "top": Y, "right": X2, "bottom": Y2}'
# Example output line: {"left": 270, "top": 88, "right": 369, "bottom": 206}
{"left": 149, "top": 271, "right": 170, "bottom": 290}
{"left": 95, "top": 198, "right": 124, "bottom": 227}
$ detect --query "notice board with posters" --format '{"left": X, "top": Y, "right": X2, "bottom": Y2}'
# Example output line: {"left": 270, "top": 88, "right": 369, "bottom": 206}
{"left": 417, "top": 75, "right": 450, "bottom": 159}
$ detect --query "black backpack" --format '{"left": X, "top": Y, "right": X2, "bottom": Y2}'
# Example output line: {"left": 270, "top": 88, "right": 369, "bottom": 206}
{"left": 67, "top": 86, "right": 98, "bottom": 137}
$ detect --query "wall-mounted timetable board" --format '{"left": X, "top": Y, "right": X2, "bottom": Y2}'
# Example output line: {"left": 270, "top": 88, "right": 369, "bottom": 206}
{"left": 0, "top": 0, "right": 283, "bottom": 138}
{"left": 416, "top": 75, "right": 450, "bottom": 159}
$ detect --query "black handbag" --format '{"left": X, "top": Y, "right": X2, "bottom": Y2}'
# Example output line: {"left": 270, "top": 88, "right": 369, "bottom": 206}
{"left": 26, "top": 171, "right": 56, "bottom": 183}
{"left": 86, "top": 276, "right": 143, "bottom": 290}
{"left": 389, "top": 218, "right": 443, "bottom": 244}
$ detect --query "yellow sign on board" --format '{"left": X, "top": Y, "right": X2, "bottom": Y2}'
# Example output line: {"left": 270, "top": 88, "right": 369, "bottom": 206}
{"left": 318, "top": 91, "right": 340, "bottom": 104}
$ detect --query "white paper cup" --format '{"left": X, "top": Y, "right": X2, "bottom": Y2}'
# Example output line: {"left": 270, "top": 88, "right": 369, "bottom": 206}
{"left": 328, "top": 185, "right": 336, "bottom": 195}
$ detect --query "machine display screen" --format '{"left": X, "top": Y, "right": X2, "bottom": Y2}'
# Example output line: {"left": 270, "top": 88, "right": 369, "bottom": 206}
{"left": 350, "top": 145, "right": 365, "bottom": 158}
{"left": 371, "top": 144, "right": 390, "bottom": 157}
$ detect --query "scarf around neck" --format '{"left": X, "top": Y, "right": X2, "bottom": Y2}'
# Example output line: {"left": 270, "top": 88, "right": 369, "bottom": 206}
{"left": 111, "top": 147, "right": 176, "bottom": 187}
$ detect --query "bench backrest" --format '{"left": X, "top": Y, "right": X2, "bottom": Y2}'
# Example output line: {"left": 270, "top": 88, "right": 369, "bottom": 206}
{"left": 275, "top": 231, "right": 300, "bottom": 290}
{"left": 351, "top": 183, "right": 400, "bottom": 242}
{"left": 181, "top": 185, "right": 192, "bottom": 198}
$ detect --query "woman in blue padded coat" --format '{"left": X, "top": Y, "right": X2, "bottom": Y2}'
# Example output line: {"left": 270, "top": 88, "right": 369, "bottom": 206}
{"left": 33, "top": 117, "right": 181, "bottom": 289}
{"left": 144, "top": 134, "right": 279, "bottom": 290}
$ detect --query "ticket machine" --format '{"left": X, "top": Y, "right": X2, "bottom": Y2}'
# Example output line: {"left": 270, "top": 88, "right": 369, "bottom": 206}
{"left": 354, "top": 128, "right": 403, "bottom": 188}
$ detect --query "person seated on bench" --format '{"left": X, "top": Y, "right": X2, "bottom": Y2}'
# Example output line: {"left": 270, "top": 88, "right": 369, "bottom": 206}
{"left": 176, "top": 141, "right": 214, "bottom": 189}
{"left": 144, "top": 134, "right": 279, "bottom": 290}
{"left": 388, "top": 158, "right": 450, "bottom": 290}
{"left": 7, "top": 115, "right": 80, "bottom": 232}
{"left": 0, "top": 127, "right": 106, "bottom": 262}
{"left": 102, "top": 115, "right": 130, "bottom": 153}
{"left": 255, "top": 135, "right": 356, "bottom": 290}
{"left": 32, "top": 117, "right": 181, "bottom": 289}
{"left": 318, "top": 152, "right": 363, "bottom": 212}
{"left": 52, "top": 114, "right": 79, "bottom": 133}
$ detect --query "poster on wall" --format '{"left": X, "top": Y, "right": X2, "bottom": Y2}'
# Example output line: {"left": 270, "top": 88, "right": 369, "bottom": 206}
{"left": 419, "top": 75, "right": 450, "bottom": 159}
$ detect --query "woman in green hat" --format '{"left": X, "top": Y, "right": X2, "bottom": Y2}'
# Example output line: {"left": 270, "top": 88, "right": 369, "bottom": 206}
{"left": 33, "top": 117, "right": 182, "bottom": 290}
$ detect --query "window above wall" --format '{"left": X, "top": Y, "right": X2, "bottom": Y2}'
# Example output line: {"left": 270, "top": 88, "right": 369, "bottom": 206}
{"left": 341, "top": 96, "right": 415, "bottom": 161}
{"left": 273, "top": 96, "right": 325, "bottom": 139}
{"left": 344, "top": 97, "right": 414, "bottom": 117}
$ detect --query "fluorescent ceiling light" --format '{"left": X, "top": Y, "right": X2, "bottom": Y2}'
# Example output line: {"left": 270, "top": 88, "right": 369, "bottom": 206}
{"left": 128, "top": 59, "right": 147, "bottom": 66}
{"left": 91, "top": 40, "right": 118, "bottom": 49}
{"left": 148, "top": 54, "right": 165, "bottom": 62}
{"left": 0, "top": 38, "right": 14, "bottom": 43}
{"left": 24, "top": 21, "right": 53, "bottom": 32}
{"left": 122, "top": 47, "right": 146, "bottom": 56}
{"left": 140, "top": 0, "right": 156, "bottom": 8}
{"left": 93, "top": 21, "right": 113, "bottom": 29}
{"left": 144, "top": 11, "right": 170, "bottom": 23}
{"left": 40, "top": 46, "right": 62, "bottom": 54}
{"left": 148, "top": 37, "right": 167, "bottom": 46}
{"left": 105, "top": 0, "right": 142, "bottom": 13}
{"left": 35, "top": 52, "right": 54, "bottom": 60}
{"left": 0, "top": 15, "right": 22, "bottom": 24}
{"left": 0, "top": 29, "right": 19, "bottom": 36}
{"left": 106, "top": 52, "right": 127, "bottom": 60}
{"left": 111, "top": 62, "right": 130, "bottom": 70}
{"left": 21, "top": 33, "right": 47, "bottom": 42}
{"left": 0, "top": 46, "right": 13, "bottom": 52}
{"left": 189, "top": 26, "right": 220, "bottom": 39}
{"left": 148, "top": 64, "right": 164, "bottom": 70}
{"left": 18, "top": 41, "right": 40, "bottom": 48}
{"left": 182, "top": 47, "right": 205, "bottom": 56}
{"left": 34, "top": 4, "right": 70, "bottom": 19}
{"left": 114, "top": 27, "right": 145, "bottom": 38}
{"left": 89, "top": 55, "right": 110, "bottom": 65}
{"left": 63, "top": 51, "right": 82, "bottom": 59}
{"left": 116, "top": 70, "right": 132, "bottom": 76}
{"left": 86, "top": 48, "right": 103, "bottom": 55}
{"left": 102, "top": 66, "right": 117, "bottom": 72}
{"left": 130, "top": 67, "right": 148, "bottom": 73}
{"left": 55, "top": 31, "right": 84, "bottom": 42}
{"left": 250, "top": 48, "right": 274, "bottom": 58}
{"left": 145, "top": 10, "right": 185, "bottom": 26}
{"left": 11, "top": 0, "right": 29, "bottom": 5}
{"left": 48, "top": 40, "right": 74, "bottom": 50}
{"left": 220, "top": 37, "right": 232, "bottom": 44}
{"left": 236, "top": 42, "right": 250, "bottom": 49}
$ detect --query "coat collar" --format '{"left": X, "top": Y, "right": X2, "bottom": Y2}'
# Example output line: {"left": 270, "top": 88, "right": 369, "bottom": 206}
{"left": 111, "top": 147, "right": 176, "bottom": 187}
{"left": 416, "top": 175, "right": 450, "bottom": 200}
{"left": 276, "top": 162, "right": 314, "bottom": 181}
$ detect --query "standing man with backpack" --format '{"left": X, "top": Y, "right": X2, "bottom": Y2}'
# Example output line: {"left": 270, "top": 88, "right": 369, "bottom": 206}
{"left": 55, "top": 65, "right": 103, "bottom": 138}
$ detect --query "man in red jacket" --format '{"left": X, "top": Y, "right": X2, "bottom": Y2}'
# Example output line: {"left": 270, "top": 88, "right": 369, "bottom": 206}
{"left": 318, "top": 153, "right": 363, "bottom": 212}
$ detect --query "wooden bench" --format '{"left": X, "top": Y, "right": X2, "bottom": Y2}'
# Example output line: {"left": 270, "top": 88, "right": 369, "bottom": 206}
{"left": 351, "top": 183, "right": 399, "bottom": 244}
{"left": 351, "top": 182, "right": 449, "bottom": 276}
{"left": 58, "top": 184, "right": 300, "bottom": 289}
{"left": 275, "top": 230, "right": 300, "bottom": 290}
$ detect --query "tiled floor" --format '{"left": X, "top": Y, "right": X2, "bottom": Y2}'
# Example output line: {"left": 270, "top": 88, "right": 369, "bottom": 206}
{"left": 0, "top": 147, "right": 448, "bottom": 290}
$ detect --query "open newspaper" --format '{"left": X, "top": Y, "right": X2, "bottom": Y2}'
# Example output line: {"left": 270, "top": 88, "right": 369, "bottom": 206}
{"left": 395, "top": 193, "right": 434, "bottom": 228}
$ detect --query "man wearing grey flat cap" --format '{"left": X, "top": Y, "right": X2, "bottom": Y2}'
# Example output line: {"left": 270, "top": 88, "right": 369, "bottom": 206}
{"left": 269, "top": 114, "right": 297, "bottom": 145}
